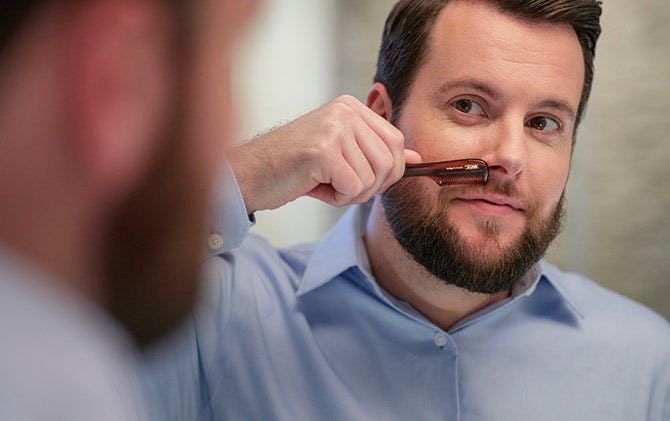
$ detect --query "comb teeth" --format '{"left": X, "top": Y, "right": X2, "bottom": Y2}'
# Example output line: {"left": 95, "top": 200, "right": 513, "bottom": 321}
{"left": 434, "top": 173, "right": 487, "bottom": 186}
{"left": 403, "top": 159, "right": 489, "bottom": 186}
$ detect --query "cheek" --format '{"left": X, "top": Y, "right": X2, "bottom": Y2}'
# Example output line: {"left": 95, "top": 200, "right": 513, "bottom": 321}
{"left": 398, "top": 108, "right": 490, "bottom": 162}
{"left": 532, "top": 153, "right": 570, "bottom": 216}
{"left": 203, "top": 64, "right": 234, "bottom": 143}
{"left": 186, "top": 49, "right": 238, "bottom": 183}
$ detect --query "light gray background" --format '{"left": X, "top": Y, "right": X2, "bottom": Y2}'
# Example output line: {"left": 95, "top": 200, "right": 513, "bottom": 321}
{"left": 235, "top": 0, "right": 670, "bottom": 320}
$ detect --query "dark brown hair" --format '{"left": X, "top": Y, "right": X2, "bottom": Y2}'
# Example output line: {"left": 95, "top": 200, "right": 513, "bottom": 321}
{"left": 0, "top": 1, "right": 190, "bottom": 55}
{"left": 0, "top": 2, "right": 43, "bottom": 53}
{"left": 374, "top": 0, "right": 602, "bottom": 129}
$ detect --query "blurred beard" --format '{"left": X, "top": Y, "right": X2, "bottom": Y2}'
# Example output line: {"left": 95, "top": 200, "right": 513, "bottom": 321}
{"left": 103, "top": 115, "right": 210, "bottom": 348}
{"left": 103, "top": 15, "right": 210, "bottom": 347}
{"left": 381, "top": 178, "right": 564, "bottom": 294}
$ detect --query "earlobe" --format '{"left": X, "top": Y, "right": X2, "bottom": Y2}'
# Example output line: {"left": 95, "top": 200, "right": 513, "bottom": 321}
{"left": 367, "top": 82, "right": 394, "bottom": 121}
{"left": 66, "top": 0, "right": 172, "bottom": 200}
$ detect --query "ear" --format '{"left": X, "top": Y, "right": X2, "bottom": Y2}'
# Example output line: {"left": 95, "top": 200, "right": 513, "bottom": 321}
{"left": 367, "top": 82, "right": 394, "bottom": 122}
{"left": 67, "top": 0, "right": 173, "bottom": 200}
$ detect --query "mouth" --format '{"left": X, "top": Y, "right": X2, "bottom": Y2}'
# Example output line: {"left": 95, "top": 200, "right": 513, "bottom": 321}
{"left": 453, "top": 194, "right": 525, "bottom": 216}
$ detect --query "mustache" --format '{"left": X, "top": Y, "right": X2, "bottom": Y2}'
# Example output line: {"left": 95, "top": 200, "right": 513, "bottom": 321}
{"left": 441, "top": 174, "right": 518, "bottom": 198}
{"left": 436, "top": 174, "right": 539, "bottom": 216}
{"left": 385, "top": 174, "right": 538, "bottom": 218}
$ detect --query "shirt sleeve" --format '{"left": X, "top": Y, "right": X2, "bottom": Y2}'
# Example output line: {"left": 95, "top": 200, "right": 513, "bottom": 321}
{"left": 143, "top": 160, "right": 257, "bottom": 419}
{"left": 206, "top": 159, "right": 255, "bottom": 257}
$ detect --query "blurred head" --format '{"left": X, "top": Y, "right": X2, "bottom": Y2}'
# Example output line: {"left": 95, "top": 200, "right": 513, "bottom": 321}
{"left": 374, "top": 0, "right": 602, "bottom": 133}
{"left": 0, "top": 0, "right": 258, "bottom": 346}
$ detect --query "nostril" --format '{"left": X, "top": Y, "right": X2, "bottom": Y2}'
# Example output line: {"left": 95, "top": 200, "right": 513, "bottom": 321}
{"left": 488, "top": 162, "right": 525, "bottom": 178}
{"left": 488, "top": 164, "right": 507, "bottom": 173}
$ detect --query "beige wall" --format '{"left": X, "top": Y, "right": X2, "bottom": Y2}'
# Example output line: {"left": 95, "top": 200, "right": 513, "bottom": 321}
{"left": 549, "top": 0, "right": 670, "bottom": 319}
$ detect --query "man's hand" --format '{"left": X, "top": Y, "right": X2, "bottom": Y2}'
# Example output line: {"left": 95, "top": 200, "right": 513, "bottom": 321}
{"left": 229, "top": 95, "right": 421, "bottom": 213}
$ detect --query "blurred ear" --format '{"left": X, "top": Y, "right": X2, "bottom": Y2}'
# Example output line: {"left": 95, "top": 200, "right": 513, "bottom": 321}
{"left": 367, "top": 82, "right": 394, "bottom": 122}
{"left": 67, "top": 0, "right": 173, "bottom": 200}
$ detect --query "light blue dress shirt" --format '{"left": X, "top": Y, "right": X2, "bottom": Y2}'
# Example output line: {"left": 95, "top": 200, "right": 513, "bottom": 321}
{"left": 146, "top": 174, "right": 670, "bottom": 421}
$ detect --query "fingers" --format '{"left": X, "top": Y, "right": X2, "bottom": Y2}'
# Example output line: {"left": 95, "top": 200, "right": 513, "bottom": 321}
{"left": 231, "top": 95, "right": 419, "bottom": 211}
{"left": 340, "top": 96, "right": 407, "bottom": 189}
{"left": 324, "top": 96, "right": 407, "bottom": 204}
{"left": 404, "top": 149, "right": 423, "bottom": 165}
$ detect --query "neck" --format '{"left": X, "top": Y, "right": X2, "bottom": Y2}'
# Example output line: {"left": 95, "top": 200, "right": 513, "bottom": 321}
{"left": 364, "top": 197, "right": 510, "bottom": 331}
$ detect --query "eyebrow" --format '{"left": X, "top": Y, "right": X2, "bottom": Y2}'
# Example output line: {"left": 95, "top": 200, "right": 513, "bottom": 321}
{"left": 534, "top": 99, "right": 577, "bottom": 122}
{"left": 436, "top": 79, "right": 501, "bottom": 101}
{"left": 435, "top": 78, "right": 577, "bottom": 122}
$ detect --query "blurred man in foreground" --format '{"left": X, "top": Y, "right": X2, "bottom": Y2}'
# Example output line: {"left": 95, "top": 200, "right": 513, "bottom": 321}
{"left": 0, "top": 0, "right": 258, "bottom": 419}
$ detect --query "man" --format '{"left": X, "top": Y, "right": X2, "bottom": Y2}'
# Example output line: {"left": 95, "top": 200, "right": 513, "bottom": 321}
{"left": 0, "top": 0, "right": 258, "bottom": 419}
{"left": 147, "top": 0, "right": 670, "bottom": 419}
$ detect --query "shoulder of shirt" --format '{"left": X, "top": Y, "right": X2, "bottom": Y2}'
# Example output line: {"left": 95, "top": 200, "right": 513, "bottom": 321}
{"left": 225, "top": 233, "right": 317, "bottom": 262}
{"left": 208, "top": 232, "right": 318, "bottom": 285}
{"left": 542, "top": 260, "right": 670, "bottom": 346}
{"left": 0, "top": 251, "right": 146, "bottom": 420}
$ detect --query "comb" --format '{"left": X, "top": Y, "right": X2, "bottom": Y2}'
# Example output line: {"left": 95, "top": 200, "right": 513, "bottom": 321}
{"left": 403, "top": 159, "right": 489, "bottom": 186}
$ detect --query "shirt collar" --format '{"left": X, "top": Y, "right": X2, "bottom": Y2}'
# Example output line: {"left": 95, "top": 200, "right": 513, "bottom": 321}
{"left": 298, "top": 202, "right": 584, "bottom": 319}
{"left": 537, "top": 259, "right": 585, "bottom": 318}
{"left": 298, "top": 202, "right": 372, "bottom": 297}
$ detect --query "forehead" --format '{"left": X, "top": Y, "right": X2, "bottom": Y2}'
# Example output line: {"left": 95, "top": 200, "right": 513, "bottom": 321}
{"left": 419, "top": 0, "right": 584, "bottom": 110}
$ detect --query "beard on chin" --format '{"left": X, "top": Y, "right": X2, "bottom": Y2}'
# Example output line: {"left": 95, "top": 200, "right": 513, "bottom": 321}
{"left": 103, "top": 50, "right": 211, "bottom": 347}
{"left": 104, "top": 127, "right": 210, "bottom": 348}
{"left": 381, "top": 178, "right": 564, "bottom": 295}
{"left": 102, "top": 18, "right": 215, "bottom": 348}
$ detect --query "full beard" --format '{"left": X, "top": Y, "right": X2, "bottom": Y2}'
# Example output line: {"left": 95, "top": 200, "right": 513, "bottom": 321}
{"left": 103, "top": 120, "right": 210, "bottom": 348}
{"left": 103, "top": 22, "right": 210, "bottom": 347}
{"left": 381, "top": 178, "right": 564, "bottom": 294}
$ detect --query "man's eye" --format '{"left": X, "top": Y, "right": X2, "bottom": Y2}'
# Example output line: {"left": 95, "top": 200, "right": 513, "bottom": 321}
{"left": 452, "top": 99, "right": 485, "bottom": 115}
{"left": 527, "top": 116, "right": 560, "bottom": 132}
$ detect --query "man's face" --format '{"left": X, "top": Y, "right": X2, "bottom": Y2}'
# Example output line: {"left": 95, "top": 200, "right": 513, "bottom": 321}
{"left": 382, "top": 1, "right": 584, "bottom": 293}
{"left": 107, "top": 0, "right": 259, "bottom": 346}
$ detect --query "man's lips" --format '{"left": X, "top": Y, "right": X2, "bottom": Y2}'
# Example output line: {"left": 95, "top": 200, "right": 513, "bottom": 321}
{"left": 453, "top": 193, "right": 525, "bottom": 215}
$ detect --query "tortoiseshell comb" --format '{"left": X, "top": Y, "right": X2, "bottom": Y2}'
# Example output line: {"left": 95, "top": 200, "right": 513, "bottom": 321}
{"left": 403, "top": 158, "right": 489, "bottom": 186}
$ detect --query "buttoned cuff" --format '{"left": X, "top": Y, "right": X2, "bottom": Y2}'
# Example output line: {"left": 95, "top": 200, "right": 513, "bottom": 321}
{"left": 206, "top": 160, "right": 254, "bottom": 257}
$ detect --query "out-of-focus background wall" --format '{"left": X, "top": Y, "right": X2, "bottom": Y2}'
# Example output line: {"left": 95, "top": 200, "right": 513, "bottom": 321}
{"left": 233, "top": 0, "right": 670, "bottom": 320}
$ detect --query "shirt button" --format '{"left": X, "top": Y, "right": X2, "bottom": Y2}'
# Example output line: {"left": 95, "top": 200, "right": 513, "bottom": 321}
{"left": 208, "top": 233, "right": 224, "bottom": 250}
{"left": 433, "top": 331, "right": 448, "bottom": 348}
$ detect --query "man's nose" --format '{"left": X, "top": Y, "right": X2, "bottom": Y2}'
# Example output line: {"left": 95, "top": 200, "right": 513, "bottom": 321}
{"left": 482, "top": 119, "right": 527, "bottom": 180}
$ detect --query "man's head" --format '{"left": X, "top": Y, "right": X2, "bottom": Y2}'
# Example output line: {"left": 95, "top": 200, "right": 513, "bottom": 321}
{"left": 0, "top": 0, "right": 258, "bottom": 346}
{"left": 367, "top": 0, "right": 601, "bottom": 294}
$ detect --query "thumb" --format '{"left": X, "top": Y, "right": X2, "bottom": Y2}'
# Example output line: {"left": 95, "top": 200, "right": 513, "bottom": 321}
{"left": 404, "top": 149, "right": 422, "bottom": 164}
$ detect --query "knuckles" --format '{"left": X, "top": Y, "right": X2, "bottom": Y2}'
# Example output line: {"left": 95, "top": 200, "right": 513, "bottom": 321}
{"left": 377, "top": 148, "right": 395, "bottom": 173}
{"left": 299, "top": 95, "right": 404, "bottom": 206}
{"left": 325, "top": 97, "right": 359, "bottom": 126}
